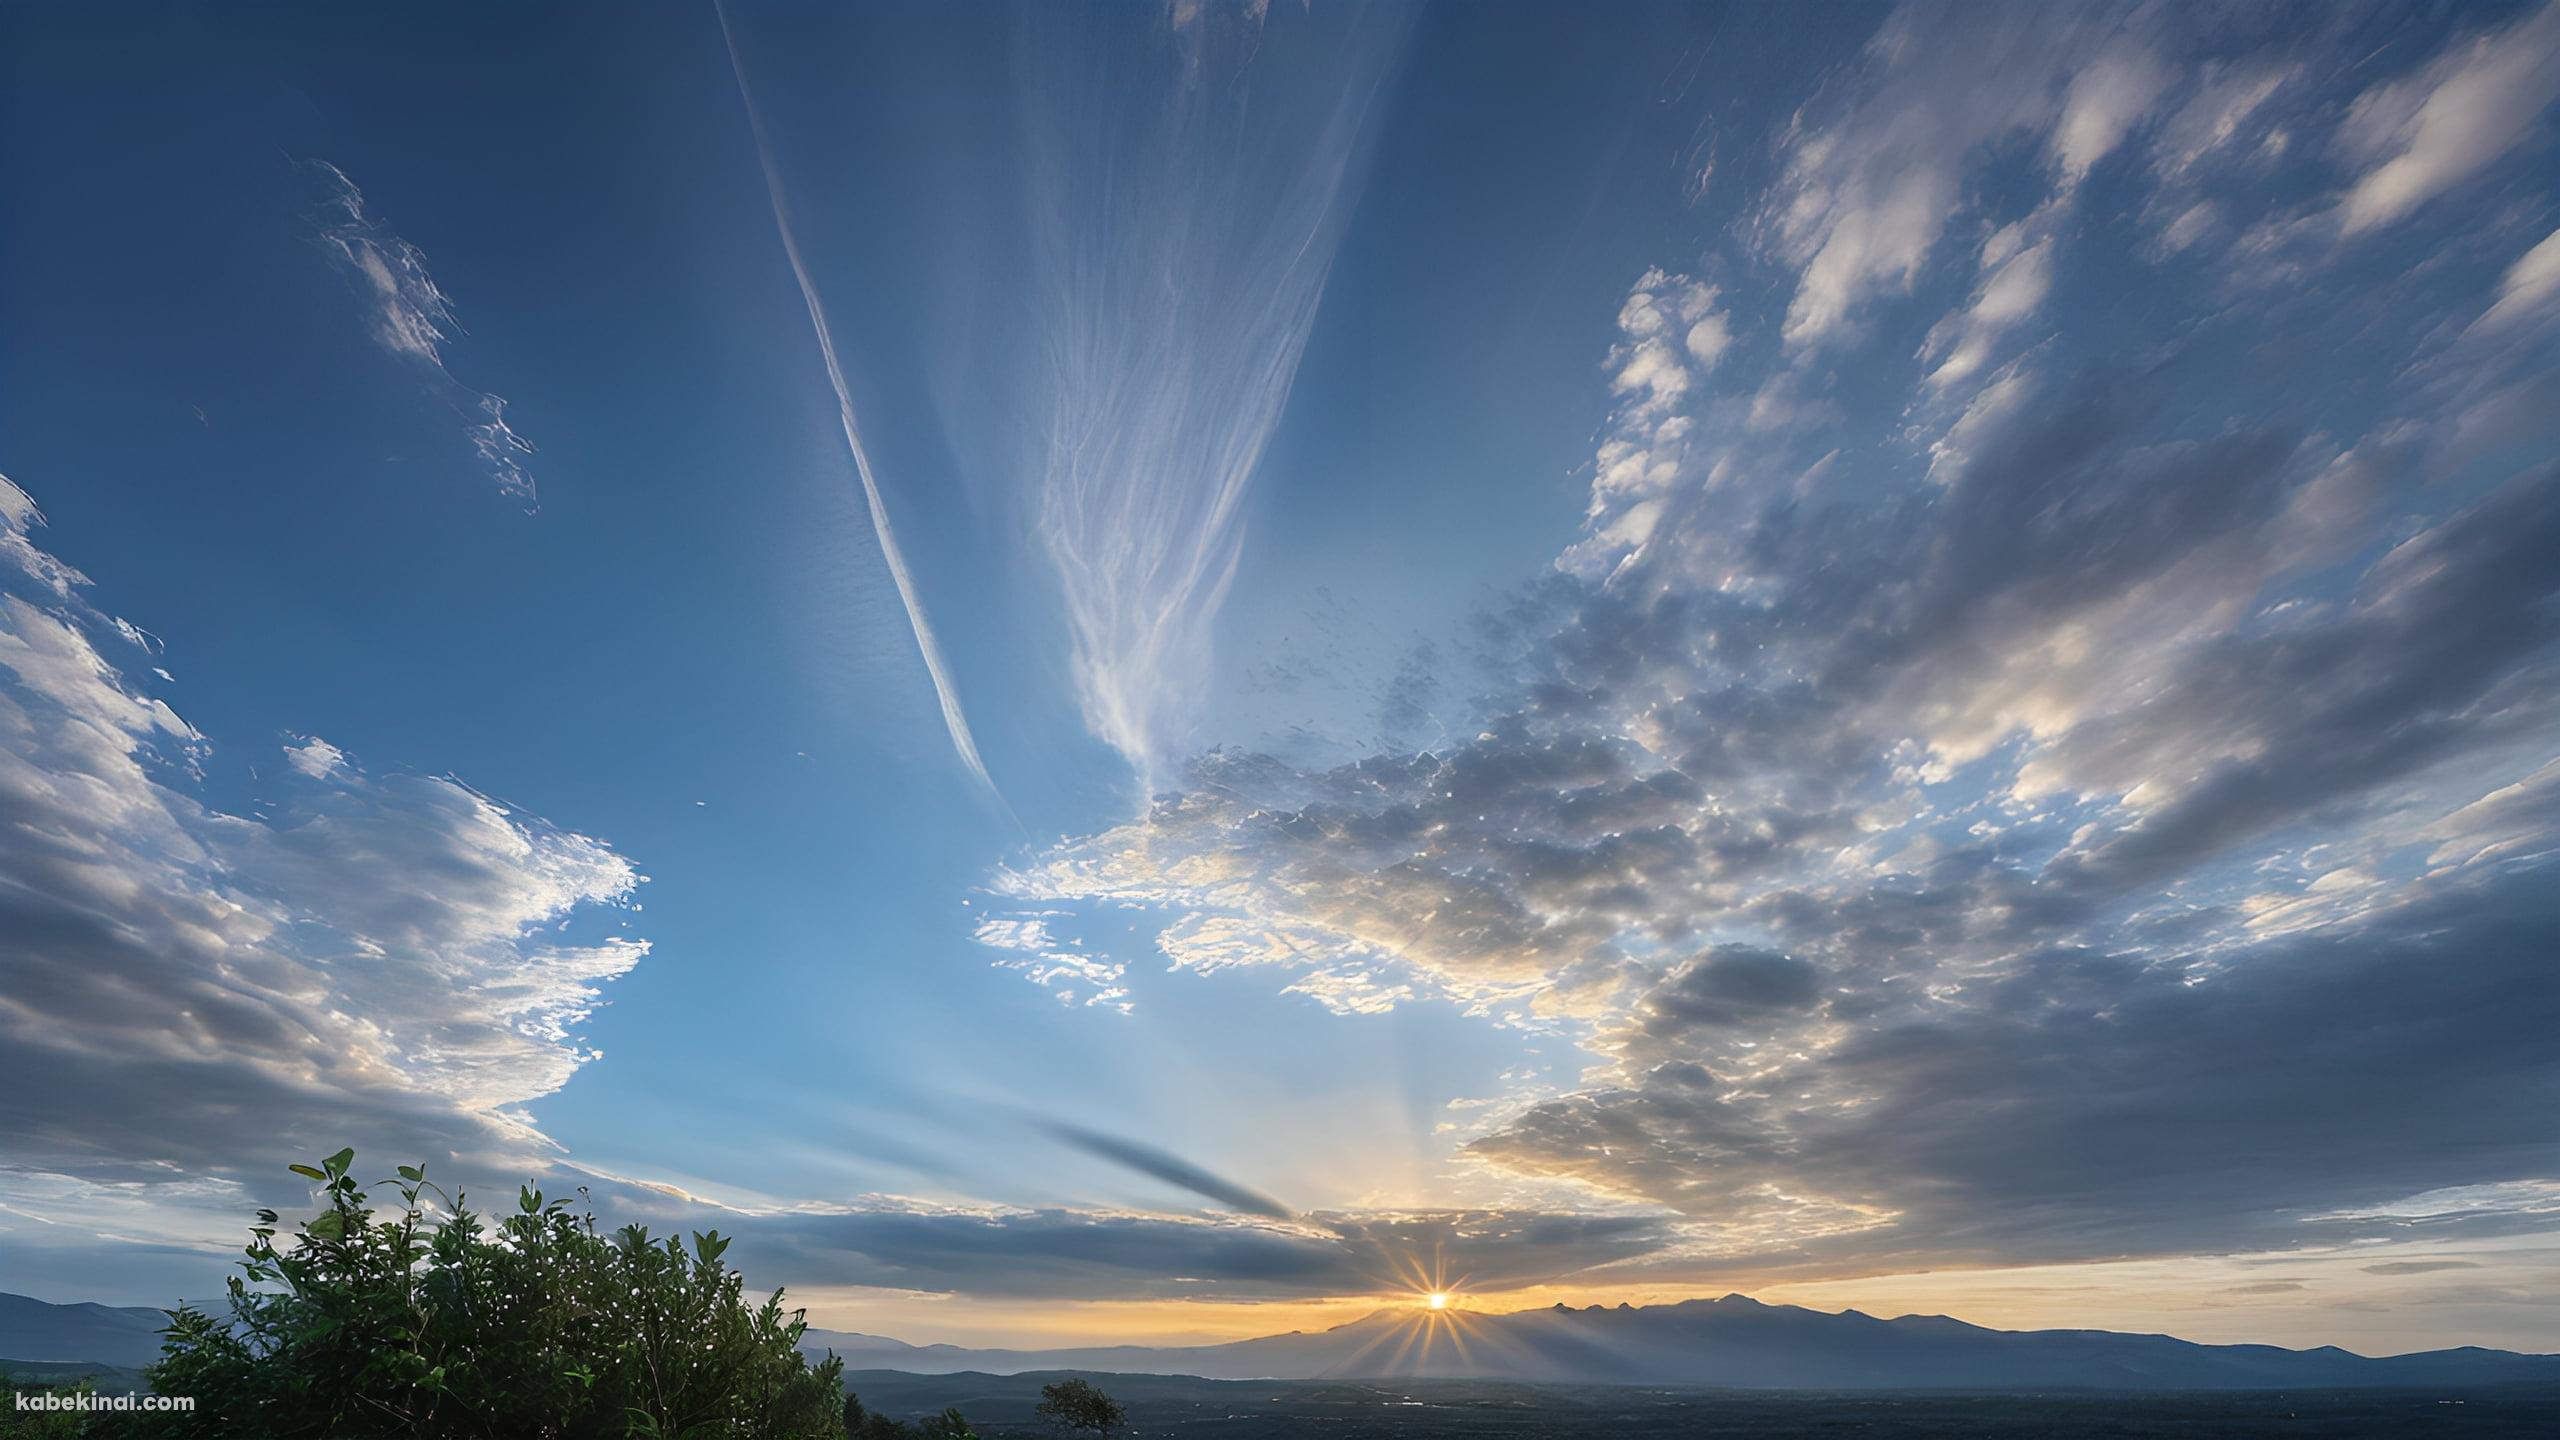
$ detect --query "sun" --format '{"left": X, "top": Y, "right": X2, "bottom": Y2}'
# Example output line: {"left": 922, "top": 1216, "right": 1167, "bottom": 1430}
{"left": 1425, "top": 1292, "right": 1450, "bottom": 1310}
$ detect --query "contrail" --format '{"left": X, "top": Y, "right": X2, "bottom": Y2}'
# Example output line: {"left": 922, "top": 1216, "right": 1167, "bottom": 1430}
{"left": 716, "top": 0, "right": 1003, "bottom": 803}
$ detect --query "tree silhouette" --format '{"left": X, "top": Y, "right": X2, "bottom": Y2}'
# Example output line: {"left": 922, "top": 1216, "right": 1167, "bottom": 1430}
{"left": 144, "top": 1148, "right": 847, "bottom": 1437}
{"left": 1034, "top": 1378, "right": 1125, "bottom": 1437}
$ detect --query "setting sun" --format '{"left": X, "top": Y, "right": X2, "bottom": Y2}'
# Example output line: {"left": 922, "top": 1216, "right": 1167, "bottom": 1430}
{"left": 1425, "top": 1292, "right": 1450, "bottom": 1310}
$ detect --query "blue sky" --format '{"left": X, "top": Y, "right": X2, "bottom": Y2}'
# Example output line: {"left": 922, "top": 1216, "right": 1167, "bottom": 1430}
{"left": 4, "top": 0, "right": 2560, "bottom": 1354}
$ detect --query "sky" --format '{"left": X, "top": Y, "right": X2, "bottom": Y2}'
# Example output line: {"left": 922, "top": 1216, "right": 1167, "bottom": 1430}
{"left": 2, "top": 0, "right": 2558, "bottom": 1358}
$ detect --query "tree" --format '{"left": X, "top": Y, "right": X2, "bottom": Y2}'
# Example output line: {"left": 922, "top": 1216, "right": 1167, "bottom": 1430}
{"left": 1033, "top": 1378, "right": 1124, "bottom": 1437}
{"left": 146, "top": 1148, "right": 848, "bottom": 1438}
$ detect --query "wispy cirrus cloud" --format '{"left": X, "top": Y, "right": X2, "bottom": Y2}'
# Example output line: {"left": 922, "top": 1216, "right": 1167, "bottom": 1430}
{"left": 1016, "top": 2, "right": 1409, "bottom": 787}
{"left": 299, "top": 160, "right": 538, "bottom": 505}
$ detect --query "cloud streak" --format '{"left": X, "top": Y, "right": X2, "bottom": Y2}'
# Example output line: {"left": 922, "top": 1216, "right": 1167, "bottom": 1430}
{"left": 1042, "top": 1122, "right": 1295, "bottom": 1221}
{"left": 299, "top": 160, "right": 538, "bottom": 505}
{"left": 716, "top": 1, "right": 1003, "bottom": 804}
{"left": 1015, "top": 3, "right": 1408, "bottom": 787}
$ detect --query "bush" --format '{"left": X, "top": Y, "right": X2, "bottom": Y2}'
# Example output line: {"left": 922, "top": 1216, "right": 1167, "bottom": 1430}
{"left": 144, "top": 1149, "right": 852, "bottom": 1438}
{"left": 1033, "top": 1379, "right": 1122, "bottom": 1437}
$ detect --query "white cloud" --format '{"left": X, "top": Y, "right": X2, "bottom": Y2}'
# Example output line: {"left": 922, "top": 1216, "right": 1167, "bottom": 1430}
{"left": 2052, "top": 43, "right": 2171, "bottom": 186}
{"left": 281, "top": 733, "right": 347, "bottom": 779}
{"left": 1781, "top": 167, "right": 1956, "bottom": 348}
{"left": 0, "top": 474, "right": 92, "bottom": 601}
{"left": 2470, "top": 227, "right": 2560, "bottom": 337}
{"left": 300, "top": 160, "right": 537, "bottom": 504}
{"left": 1765, "top": 9, "right": 2170, "bottom": 350}
{"left": 973, "top": 911, "right": 1130, "bottom": 1013}
{"left": 1685, "top": 312, "right": 1733, "bottom": 369}
{"left": 1923, "top": 232, "right": 2056, "bottom": 386}
{"left": 0, "top": 484, "right": 644, "bottom": 1188}
{"left": 2415, "top": 758, "right": 2560, "bottom": 872}
{"left": 2336, "top": 0, "right": 2560, "bottom": 236}
{"left": 2153, "top": 62, "right": 2295, "bottom": 177}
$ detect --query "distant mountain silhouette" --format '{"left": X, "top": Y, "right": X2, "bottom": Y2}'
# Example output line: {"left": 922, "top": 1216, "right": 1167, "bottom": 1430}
{"left": 798, "top": 1294, "right": 2560, "bottom": 1391}
{"left": 0, "top": 1292, "right": 169, "bottom": 1370}
{"left": 11, "top": 1289, "right": 2557, "bottom": 1392}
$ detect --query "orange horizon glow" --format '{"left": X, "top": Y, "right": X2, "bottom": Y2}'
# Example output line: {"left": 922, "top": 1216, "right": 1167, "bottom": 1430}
{"left": 785, "top": 1233, "right": 2560, "bottom": 1356}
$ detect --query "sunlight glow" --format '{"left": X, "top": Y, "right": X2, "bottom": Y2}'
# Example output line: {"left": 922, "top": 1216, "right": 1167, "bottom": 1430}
{"left": 1426, "top": 1292, "right": 1449, "bottom": 1310}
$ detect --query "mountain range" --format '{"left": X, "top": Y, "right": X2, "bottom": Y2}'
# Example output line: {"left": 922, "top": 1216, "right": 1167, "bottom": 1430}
{"left": 0, "top": 1292, "right": 170, "bottom": 1373}
{"left": 10, "top": 1290, "right": 2557, "bottom": 1392}
{"left": 805, "top": 1294, "right": 2560, "bottom": 1391}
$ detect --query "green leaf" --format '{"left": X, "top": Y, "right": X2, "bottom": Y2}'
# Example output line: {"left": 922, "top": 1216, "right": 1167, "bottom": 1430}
{"left": 307, "top": 1209, "right": 346, "bottom": 1241}
{"left": 289, "top": 1164, "right": 326, "bottom": 1181}
{"left": 397, "top": 1164, "right": 423, "bottom": 1182}
{"left": 322, "top": 1147, "right": 355, "bottom": 1178}
{"left": 519, "top": 1184, "right": 540, "bottom": 1214}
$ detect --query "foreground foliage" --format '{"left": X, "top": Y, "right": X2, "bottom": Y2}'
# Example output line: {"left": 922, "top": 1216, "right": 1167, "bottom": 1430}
{"left": 145, "top": 1149, "right": 851, "bottom": 1438}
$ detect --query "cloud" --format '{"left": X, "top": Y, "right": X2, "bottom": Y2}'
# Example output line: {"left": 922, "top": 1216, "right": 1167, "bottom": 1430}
{"left": 2414, "top": 757, "right": 2560, "bottom": 872}
{"left": 299, "top": 161, "right": 537, "bottom": 504}
{"left": 1470, "top": 862, "right": 2560, "bottom": 1266}
{"left": 1041, "top": 1123, "right": 1294, "bottom": 1221}
{"left": 2336, "top": 0, "right": 2560, "bottom": 236}
{"left": 1763, "top": 6, "right": 2167, "bottom": 349}
{"left": 2470, "top": 227, "right": 2560, "bottom": 338}
{"left": 2052, "top": 42, "right": 2171, "bottom": 186}
{"left": 585, "top": 1175, "right": 1681, "bottom": 1302}
{"left": 2152, "top": 61, "right": 2294, "bottom": 178}
{"left": 0, "top": 480, "right": 644, "bottom": 1209}
{"left": 0, "top": 476, "right": 90, "bottom": 600}
{"left": 1922, "top": 228, "right": 2056, "bottom": 386}
{"left": 1013, "top": 3, "right": 1410, "bottom": 784}
{"left": 973, "top": 914, "right": 1130, "bottom": 1013}
{"left": 1633, "top": 947, "right": 1824, "bottom": 1037}
{"left": 281, "top": 733, "right": 347, "bottom": 779}
{"left": 986, "top": 0, "right": 2560, "bottom": 1289}
{"left": 716, "top": 4, "right": 1004, "bottom": 805}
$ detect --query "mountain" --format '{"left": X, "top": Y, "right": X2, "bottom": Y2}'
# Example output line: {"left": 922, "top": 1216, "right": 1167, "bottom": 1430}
{"left": 0, "top": 1292, "right": 169, "bottom": 1371}
{"left": 10, "top": 1289, "right": 2555, "bottom": 1392}
{"left": 800, "top": 1294, "right": 2560, "bottom": 1391}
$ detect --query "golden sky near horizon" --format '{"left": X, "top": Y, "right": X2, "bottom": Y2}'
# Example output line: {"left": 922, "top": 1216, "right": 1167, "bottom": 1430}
{"left": 791, "top": 1233, "right": 2560, "bottom": 1356}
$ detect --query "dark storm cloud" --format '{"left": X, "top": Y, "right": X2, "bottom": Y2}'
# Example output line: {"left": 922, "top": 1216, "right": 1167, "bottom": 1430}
{"left": 1468, "top": 859, "right": 2560, "bottom": 1263}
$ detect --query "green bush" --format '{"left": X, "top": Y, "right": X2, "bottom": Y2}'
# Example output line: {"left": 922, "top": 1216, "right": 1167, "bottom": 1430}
{"left": 143, "top": 1149, "right": 854, "bottom": 1438}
